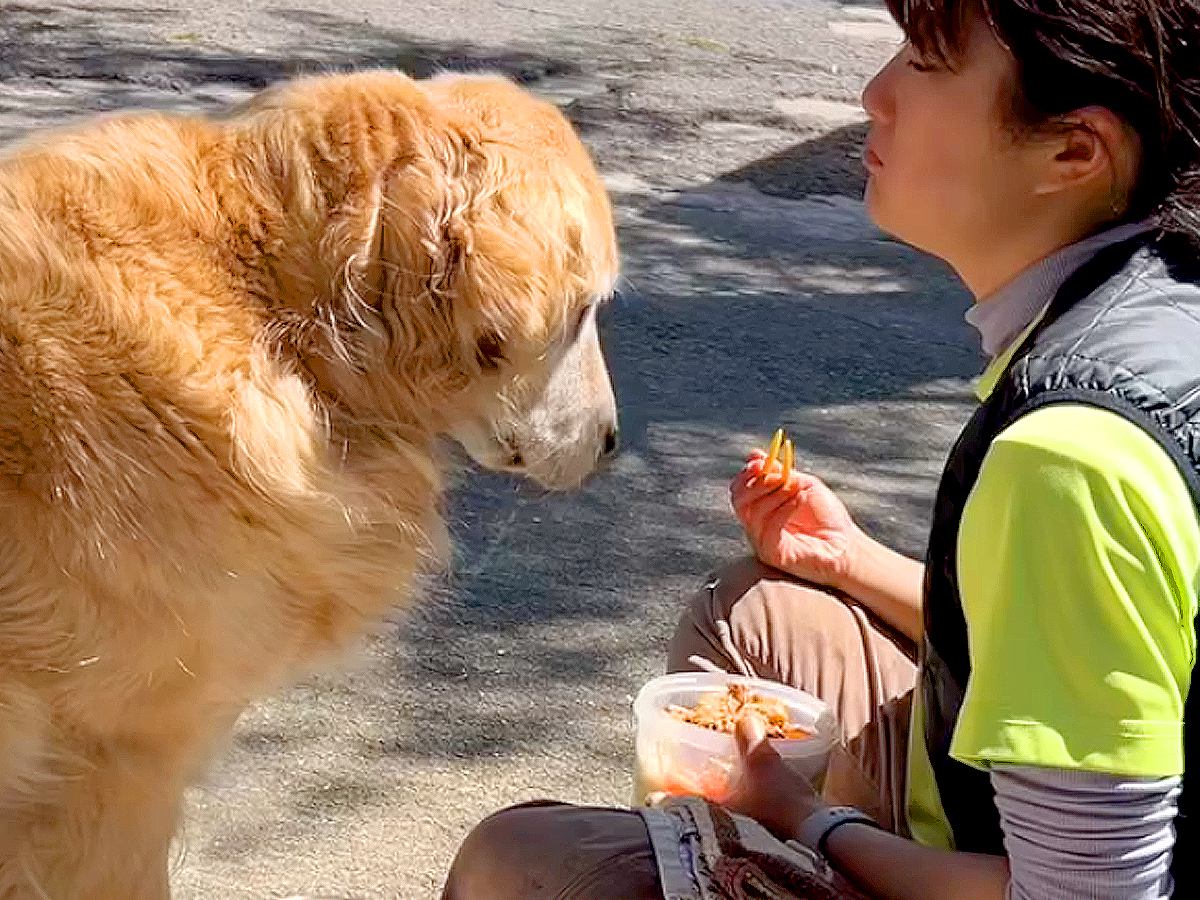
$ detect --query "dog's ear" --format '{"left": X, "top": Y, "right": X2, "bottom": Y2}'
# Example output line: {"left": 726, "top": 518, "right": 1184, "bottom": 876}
{"left": 366, "top": 140, "right": 548, "bottom": 392}
{"left": 228, "top": 72, "right": 469, "bottom": 382}
{"left": 366, "top": 154, "right": 479, "bottom": 388}
{"left": 301, "top": 76, "right": 609, "bottom": 394}
{"left": 262, "top": 166, "right": 392, "bottom": 379}
{"left": 269, "top": 128, "right": 495, "bottom": 393}
{"left": 318, "top": 173, "right": 389, "bottom": 365}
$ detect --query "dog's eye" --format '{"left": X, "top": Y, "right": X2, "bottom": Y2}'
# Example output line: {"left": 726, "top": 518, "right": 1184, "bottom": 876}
{"left": 475, "top": 331, "right": 506, "bottom": 370}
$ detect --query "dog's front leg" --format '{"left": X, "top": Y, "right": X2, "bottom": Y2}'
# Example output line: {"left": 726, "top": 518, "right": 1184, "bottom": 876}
{"left": 0, "top": 740, "right": 182, "bottom": 900}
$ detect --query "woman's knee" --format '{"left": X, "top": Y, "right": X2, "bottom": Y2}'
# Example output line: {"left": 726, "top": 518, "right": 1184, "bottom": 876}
{"left": 667, "top": 556, "right": 853, "bottom": 679}
{"left": 442, "top": 802, "right": 659, "bottom": 900}
{"left": 443, "top": 802, "right": 551, "bottom": 900}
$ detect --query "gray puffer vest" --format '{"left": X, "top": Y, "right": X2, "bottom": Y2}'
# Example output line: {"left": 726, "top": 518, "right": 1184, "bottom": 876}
{"left": 921, "top": 234, "right": 1200, "bottom": 894}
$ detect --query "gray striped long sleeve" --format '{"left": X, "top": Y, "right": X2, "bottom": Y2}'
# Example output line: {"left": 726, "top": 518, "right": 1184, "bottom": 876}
{"left": 992, "top": 765, "right": 1179, "bottom": 899}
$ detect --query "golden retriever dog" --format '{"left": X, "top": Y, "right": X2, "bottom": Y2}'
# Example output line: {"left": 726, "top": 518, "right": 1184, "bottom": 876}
{"left": 0, "top": 70, "right": 618, "bottom": 898}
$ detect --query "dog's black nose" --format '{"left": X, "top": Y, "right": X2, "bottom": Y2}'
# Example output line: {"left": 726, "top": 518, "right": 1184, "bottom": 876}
{"left": 602, "top": 428, "right": 620, "bottom": 458}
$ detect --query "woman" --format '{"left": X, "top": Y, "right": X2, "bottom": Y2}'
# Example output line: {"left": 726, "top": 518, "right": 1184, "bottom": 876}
{"left": 443, "top": 0, "right": 1200, "bottom": 896}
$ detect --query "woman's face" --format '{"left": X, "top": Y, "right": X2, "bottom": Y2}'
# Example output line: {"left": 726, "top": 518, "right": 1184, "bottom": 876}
{"left": 861, "top": 13, "right": 1044, "bottom": 270}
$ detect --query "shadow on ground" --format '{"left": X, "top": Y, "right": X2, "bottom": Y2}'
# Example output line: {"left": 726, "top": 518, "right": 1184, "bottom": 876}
{"left": 0, "top": 5, "right": 581, "bottom": 141}
{"left": 719, "top": 121, "right": 869, "bottom": 199}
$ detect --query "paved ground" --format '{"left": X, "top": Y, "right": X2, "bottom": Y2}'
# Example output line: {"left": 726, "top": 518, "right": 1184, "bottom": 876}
{"left": 1, "top": 1, "right": 979, "bottom": 896}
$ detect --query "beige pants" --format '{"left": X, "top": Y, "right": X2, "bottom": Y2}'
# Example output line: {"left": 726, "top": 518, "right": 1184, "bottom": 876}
{"left": 441, "top": 558, "right": 918, "bottom": 900}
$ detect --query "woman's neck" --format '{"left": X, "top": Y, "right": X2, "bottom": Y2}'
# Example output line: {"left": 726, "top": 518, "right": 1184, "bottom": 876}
{"left": 956, "top": 212, "right": 1118, "bottom": 302}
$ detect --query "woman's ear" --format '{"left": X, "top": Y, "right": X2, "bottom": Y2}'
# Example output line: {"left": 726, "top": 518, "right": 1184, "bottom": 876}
{"left": 1033, "top": 106, "right": 1141, "bottom": 212}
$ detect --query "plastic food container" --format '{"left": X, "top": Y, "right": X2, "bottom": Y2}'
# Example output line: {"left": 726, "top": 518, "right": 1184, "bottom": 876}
{"left": 631, "top": 672, "right": 837, "bottom": 806}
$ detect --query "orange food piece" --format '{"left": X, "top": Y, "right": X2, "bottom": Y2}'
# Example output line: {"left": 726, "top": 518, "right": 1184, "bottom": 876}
{"left": 666, "top": 684, "right": 813, "bottom": 740}
{"left": 762, "top": 428, "right": 785, "bottom": 478}
{"left": 659, "top": 766, "right": 733, "bottom": 802}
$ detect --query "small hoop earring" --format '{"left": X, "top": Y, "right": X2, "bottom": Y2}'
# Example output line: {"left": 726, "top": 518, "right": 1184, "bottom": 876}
{"left": 1109, "top": 185, "right": 1126, "bottom": 219}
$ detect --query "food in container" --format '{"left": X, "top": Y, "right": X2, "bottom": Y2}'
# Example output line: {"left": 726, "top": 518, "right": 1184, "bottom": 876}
{"left": 632, "top": 672, "right": 837, "bottom": 806}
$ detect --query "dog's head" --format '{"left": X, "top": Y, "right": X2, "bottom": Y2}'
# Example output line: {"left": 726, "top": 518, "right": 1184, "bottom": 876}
{"left": 240, "top": 72, "right": 619, "bottom": 491}
{"left": 412, "top": 74, "right": 620, "bottom": 490}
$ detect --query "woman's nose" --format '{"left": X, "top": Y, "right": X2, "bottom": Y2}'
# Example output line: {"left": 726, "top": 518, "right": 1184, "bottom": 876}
{"left": 861, "top": 51, "right": 900, "bottom": 122}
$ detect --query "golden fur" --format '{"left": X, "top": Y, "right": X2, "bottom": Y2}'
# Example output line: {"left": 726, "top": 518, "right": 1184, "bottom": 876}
{"left": 0, "top": 71, "right": 617, "bottom": 898}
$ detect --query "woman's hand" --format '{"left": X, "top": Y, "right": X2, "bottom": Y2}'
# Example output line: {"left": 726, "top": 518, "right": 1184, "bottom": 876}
{"left": 730, "top": 451, "right": 863, "bottom": 588}
{"left": 727, "top": 716, "right": 1011, "bottom": 900}
{"left": 723, "top": 712, "right": 824, "bottom": 842}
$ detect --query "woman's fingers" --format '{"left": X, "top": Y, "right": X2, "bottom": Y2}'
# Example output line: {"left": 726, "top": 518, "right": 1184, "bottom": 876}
{"left": 743, "top": 482, "right": 803, "bottom": 544}
{"left": 733, "top": 465, "right": 807, "bottom": 509}
{"left": 732, "top": 466, "right": 786, "bottom": 507}
{"left": 735, "top": 710, "right": 772, "bottom": 763}
{"left": 760, "top": 497, "right": 803, "bottom": 552}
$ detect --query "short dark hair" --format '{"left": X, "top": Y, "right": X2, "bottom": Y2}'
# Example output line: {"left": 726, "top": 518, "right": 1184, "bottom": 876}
{"left": 885, "top": 0, "right": 1200, "bottom": 252}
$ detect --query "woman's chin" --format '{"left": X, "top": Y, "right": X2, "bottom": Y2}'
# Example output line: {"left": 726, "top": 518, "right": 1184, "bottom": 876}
{"left": 861, "top": 186, "right": 928, "bottom": 254}
{"left": 862, "top": 179, "right": 887, "bottom": 229}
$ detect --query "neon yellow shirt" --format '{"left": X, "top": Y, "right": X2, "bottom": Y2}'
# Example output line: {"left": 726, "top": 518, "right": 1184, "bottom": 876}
{"left": 906, "top": 348, "right": 1200, "bottom": 849}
